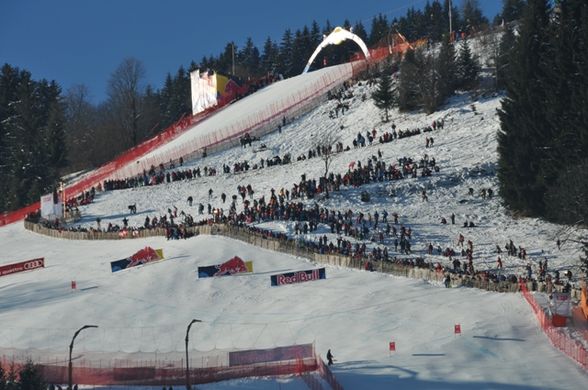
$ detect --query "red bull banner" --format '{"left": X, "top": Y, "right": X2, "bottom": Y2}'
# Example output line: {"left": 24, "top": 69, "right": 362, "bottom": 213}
{"left": 110, "top": 247, "right": 164, "bottom": 272}
{"left": 0, "top": 258, "right": 45, "bottom": 278}
{"left": 198, "top": 256, "right": 253, "bottom": 278}
{"left": 270, "top": 268, "right": 326, "bottom": 286}
{"left": 228, "top": 343, "right": 314, "bottom": 367}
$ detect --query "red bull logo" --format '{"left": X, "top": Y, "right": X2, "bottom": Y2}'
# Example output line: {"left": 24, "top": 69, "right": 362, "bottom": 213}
{"left": 214, "top": 256, "right": 248, "bottom": 276}
{"left": 271, "top": 268, "right": 326, "bottom": 286}
{"left": 111, "top": 247, "right": 164, "bottom": 272}
{"left": 198, "top": 257, "right": 253, "bottom": 278}
{"left": 128, "top": 247, "right": 161, "bottom": 267}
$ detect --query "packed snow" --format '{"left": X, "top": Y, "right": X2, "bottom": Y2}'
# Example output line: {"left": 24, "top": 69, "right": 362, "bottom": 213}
{"left": 2, "top": 65, "right": 587, "bottom": 389}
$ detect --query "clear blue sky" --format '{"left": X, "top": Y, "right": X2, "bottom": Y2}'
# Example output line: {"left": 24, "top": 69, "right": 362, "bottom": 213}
{"left": 0, "top": 0, "right": 502, "bottom": 103}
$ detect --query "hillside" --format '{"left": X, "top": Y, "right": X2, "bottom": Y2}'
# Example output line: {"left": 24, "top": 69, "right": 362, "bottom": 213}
{"left": 1, "top": 70, "right": 588, "bottom": 389}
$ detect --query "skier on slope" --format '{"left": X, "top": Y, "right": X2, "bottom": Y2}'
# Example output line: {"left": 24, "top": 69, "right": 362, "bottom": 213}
{"left": 327, "top": 349, "right": 334, "bottom": 365}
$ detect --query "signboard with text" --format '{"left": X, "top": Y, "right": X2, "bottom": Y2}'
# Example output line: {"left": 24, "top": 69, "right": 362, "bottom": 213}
{"left": 270, "top": 268, "right": 326, "bottom": 286}
{"left": 0, "top": 258, "right": 45, "bottom": 278}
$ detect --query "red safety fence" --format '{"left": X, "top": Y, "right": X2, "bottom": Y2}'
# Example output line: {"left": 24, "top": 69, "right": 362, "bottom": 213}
{"left": 0, "top": 358, "right": 318, "bottom": 386}
{"left": 520, "top": 283, "right": 588, "bottom": 370}
{"left": 0, "top": 344, "right": 320, "bottom": 386}
{"left": 0, "top": 106, "right": 218, "bottom": 227}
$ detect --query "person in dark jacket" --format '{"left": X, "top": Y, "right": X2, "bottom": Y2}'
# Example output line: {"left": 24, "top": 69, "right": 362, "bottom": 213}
{"left": 327, "top": 349, "right": 334, "bottom": 365}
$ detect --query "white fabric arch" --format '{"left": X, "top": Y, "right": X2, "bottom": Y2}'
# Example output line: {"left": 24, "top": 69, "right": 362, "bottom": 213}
{"left": 302, "top": 26, "right": 370, "bottom": 74}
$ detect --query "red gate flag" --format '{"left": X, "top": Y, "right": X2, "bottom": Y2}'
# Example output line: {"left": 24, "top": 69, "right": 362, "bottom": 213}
{"left": 71, "top": 280, "right": 77, "bottom": 290}
{"left": 389, "top": 342, "right": 396, "bottom": 351}
{"left": 454, "top": 324, "right": 461, "bottom": 334}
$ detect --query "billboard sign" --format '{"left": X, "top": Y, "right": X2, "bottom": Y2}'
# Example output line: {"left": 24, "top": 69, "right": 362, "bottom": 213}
{"left": 270, "top": 268, "right": 326, "bottom": 286}
{"left": 0, "top": 258, "right": 45, "bottom": 278}
{"left": 111, "top": 247, "right": 164, "bottom": 272}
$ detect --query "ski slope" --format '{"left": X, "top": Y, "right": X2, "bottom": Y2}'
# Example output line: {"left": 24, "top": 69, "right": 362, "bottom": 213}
{"left": 2, "top": 62, "right": 588, "bottom": 388}
{"left": 1, "top": 222, "right": 587, "bottom": 389}
{"left": 112, "top": 63, "right": 353, "bottom": 181}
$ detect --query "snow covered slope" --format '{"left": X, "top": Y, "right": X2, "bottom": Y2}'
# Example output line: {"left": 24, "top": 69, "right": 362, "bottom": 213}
{"left": 1, "top": 222, "right": 587, "bottom": 389}
{"left": 2, "top": 67, "right": 587, "bottom": 388}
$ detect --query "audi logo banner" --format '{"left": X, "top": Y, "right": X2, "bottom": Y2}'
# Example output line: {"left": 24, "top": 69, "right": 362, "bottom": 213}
{"left": 0, "top": 258, "right": 45, "bottom": 277}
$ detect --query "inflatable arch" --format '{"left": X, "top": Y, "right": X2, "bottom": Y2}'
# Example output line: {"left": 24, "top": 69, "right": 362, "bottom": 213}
{"left": 302, "top": 26, "right": 370, "bottom": 74}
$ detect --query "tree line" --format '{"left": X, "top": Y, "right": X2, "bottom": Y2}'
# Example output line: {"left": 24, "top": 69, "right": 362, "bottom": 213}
{"left": 496, "top": 0, "right": 588, "bottom": 228}
{"left": 372, "top": 35, "right": 481, "bottom": 119}
{"left": 0, "top": 360, "right": 45, "bottom": 390}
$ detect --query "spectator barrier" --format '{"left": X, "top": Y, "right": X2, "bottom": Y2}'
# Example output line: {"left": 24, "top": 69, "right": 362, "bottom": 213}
{"left": 25, "top": 220, "right": 583, "bottom": 301}
{"left": 519, "top": 283, "right": 588, "bottom": 370}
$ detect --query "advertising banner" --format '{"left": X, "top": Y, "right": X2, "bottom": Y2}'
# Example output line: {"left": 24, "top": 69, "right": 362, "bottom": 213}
{"left": 228, "top": 343, "right": 314, "bottom": 367}
{"left": 270, "top": 268, "right": 326, "bottom": 287}
{"left": 110, "top": 247, "right": 164, "bottom": 273}
{"left": 198, "top": 256, "right": 253, "bottom": 278}
{"left": 0, "top": 258, "right": 45, "bottom": 278}
{"left": 190, "top": 69, "right": 218, "bottom": 115}
{"left": 40, "top": 193, "right": 62, "bottom": 220}
{"left": 550, "top": 292, "right": 572, "bottom": 316}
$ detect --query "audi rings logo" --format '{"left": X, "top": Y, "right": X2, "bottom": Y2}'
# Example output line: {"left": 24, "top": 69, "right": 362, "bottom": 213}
{"left": 24, "top": 259, "right": 44, "bottom": 270}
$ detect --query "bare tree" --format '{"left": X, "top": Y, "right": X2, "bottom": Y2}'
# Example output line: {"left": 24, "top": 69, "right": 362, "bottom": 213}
{"left": 64, "top": 84, "right": 97, "bottom": 170}
{"left": 107, "top": 57, "right": 146, "bottom": 148}
{"left": 316, "top": 130, "right": 341, "bottom": 198}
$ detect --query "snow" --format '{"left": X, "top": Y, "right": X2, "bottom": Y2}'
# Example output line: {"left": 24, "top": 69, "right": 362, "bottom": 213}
{"left": 2, "top": 59, "right": 588, "bottom": 388}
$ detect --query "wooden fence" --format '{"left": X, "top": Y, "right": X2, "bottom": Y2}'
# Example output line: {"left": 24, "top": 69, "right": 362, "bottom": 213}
{"left": 23, "top": 221, "right": 581, "bottom": 299}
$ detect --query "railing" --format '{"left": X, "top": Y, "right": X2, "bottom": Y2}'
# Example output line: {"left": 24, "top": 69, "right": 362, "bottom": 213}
{"left": 25, "top": 220, "right": 584, "bottom": 301}
{"left": 520, "top": 283, "right": 588, "bottom": 370}
{"left": 0, "top": 352, "right": 318, "bottom": 386}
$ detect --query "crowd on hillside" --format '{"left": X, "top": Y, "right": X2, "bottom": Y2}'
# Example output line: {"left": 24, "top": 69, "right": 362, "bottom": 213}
{"left": 28, "top": 91, "right": 575, "bottom": 290}
{"left": 100, "top": 97, "right": 446, "bottom": 193}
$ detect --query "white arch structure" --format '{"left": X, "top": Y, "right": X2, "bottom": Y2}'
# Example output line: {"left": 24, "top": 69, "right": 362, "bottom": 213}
{"left": 302, "top": 26, "right": 370, "bottom": 74}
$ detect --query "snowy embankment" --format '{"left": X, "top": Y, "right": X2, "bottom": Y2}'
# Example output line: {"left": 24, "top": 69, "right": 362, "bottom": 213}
{"left": 1, "top": 71, "right": 588, "bottom": 388}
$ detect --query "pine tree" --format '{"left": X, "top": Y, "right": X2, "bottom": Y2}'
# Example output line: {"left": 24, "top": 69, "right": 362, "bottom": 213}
{"left": 279, "top": 29, "right": 294, "bottom": 77}
{"left": 455, "top": 39, "right": 480, "bottom": 89}
{"left": 496, "top": 26, "right": 516, "bottom": 89}
{"left": 542, "top": 0, "right": 588, "bottom": 223}
{"left": 428, "top": 1, "right": 446, "bottom": 42}
{"left": 261, "top": 37, "right": 279, "bottom": 75}
{"left": 421, "top": 54, "right": 440, "bottom": 114}
{"left": 291, "top": 29, "right": 307, "bottom": 74}
{"left": 461, "top": 0, "right": 488, "bottom": 33}
{"left": 17, "top": 360, "right": 45, "bottom": 390}
{"left": 44, "top": 100, "right": 68, "bottom": 175}
{"left": 238, "top": 37, "right": 261, "bottom": 77}
{"left": 310, "top": 20, "right": 322, "bottom": 49}
{"left": 372, "top": 70, "right": 396, "bottom": 122}
{"left": 436, "top": 34, "right": 457, "bottom": 101}
{"left": 497, "top": 0, "right": 553, "bottom": 215}
{"left": 398, "top": 49, "right": 423, "bottom": 111}
{"left": 353, "top": 21, "right": 368, "bottom": 44}
{"left": 501, "top": 0, "right": 526, "bottom": 23}
{"left": 369, "top": 14, "right": 389, "bottom": 45}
